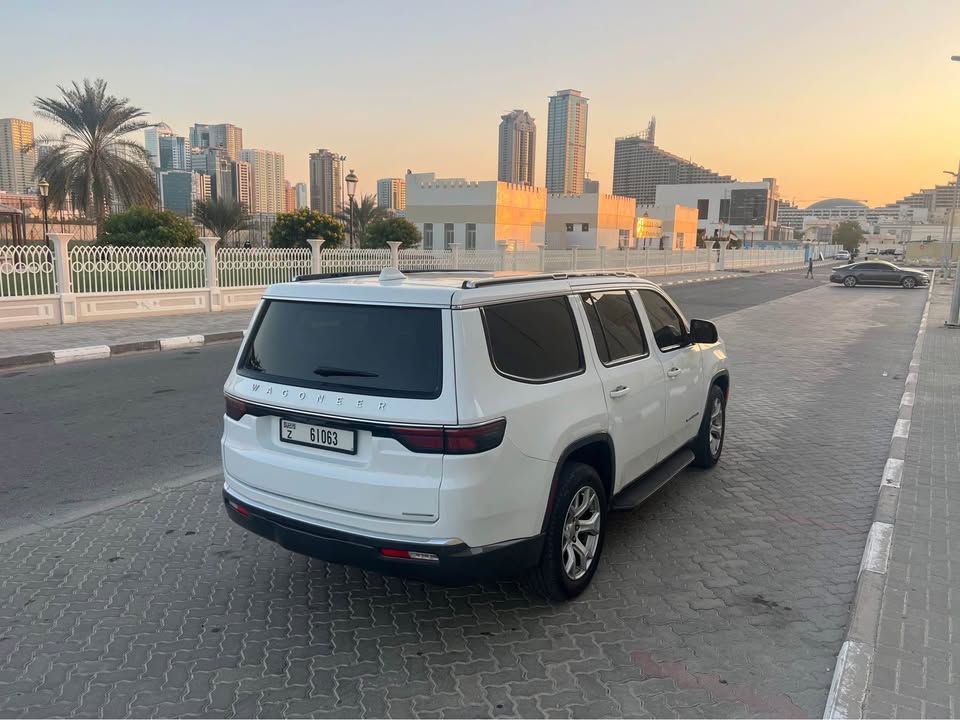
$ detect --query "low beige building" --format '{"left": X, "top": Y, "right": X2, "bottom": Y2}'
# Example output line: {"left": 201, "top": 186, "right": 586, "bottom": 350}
{"left": 638, "top": 204, "right": 698, "bottom": 250}
{"left": 545, "top": 193, "right": 637, "bottom": 250}
{"left": 405, "top": 172, "right": 546, "bottom": 250}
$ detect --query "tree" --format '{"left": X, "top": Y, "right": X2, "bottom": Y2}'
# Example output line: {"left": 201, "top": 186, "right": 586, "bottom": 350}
{"left": 194, "top": 199, "right": 252, "bottom": 246}
{"left": 833, "top": 220, "right": 864, "bottom": 255}
{"left": 269, "top": 208, "right": 345, "bottom": 248}
{"left": 364, "top": 217, "right": 421, "bottom": 249}
{"left": 33, "top": 79, "right": 158, "bottom": 235}
{"left": 339, "top": 194, "right": 385, "bottom": 242}
{"left": 98, "top": 206, "right": 198, "bottom": 247}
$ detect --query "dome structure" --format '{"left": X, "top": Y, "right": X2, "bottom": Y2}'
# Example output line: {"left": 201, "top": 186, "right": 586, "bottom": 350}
{"left": 806, "top": 198, "right": 867, "bottom": 210}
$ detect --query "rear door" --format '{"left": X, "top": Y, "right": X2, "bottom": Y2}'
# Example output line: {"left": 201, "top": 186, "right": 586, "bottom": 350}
{"left": 223, "top": 298, "right": 456, "bottom": 523}
{"left": 578, "top": 290, "right": 665, "bottom": 489}
{"left": 636, "top": 289, "right": 705, "bottom": 457}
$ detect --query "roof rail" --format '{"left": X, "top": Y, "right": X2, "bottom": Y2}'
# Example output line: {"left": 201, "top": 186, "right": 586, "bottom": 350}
{"left": 293, "top": 269, "right": 486, "bottom": 282}
{"left": 461, "top": 270, "right": 639, "bottom": 289}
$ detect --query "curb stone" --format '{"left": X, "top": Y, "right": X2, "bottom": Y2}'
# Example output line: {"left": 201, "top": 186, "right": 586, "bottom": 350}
{"left": 0, "top": 331, "right": 245, "bottom": 371}
{"left": 822, "top": 272, "right": 936, "bottom": 720}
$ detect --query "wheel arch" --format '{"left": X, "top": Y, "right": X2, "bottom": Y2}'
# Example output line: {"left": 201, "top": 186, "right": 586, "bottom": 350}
{"left": 540, "top": 433, "right": 615, "bottom": 531}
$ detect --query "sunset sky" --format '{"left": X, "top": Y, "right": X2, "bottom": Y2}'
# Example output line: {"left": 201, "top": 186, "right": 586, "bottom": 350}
{"left": 6, "top": 0, "right": 960, "bottom": 207}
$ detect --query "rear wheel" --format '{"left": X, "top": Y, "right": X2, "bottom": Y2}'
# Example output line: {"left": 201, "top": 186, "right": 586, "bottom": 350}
{"left": 902, "top": 277, "right": 917, "bottom": 289}
{"left": 692, "top": 384, "right": 726, "bottom": 468}
{"left": 529, "top": 462, "right": 607, "bottom": 601}
{"left": 843, "top": 276, "right": 857, "bottom": 287}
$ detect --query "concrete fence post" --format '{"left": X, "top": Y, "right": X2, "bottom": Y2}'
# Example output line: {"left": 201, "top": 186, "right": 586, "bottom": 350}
{"left": 450, "top": 242, "right": 462, "bottom": 270}
{"left": 571, "top": 247, "right": 579, "bottom": 271}
{"left": 201, "top": 236, "right": 222, "bottom": 313}
{"left": 49, "top": 233, "right": 76, "bottom": 324}
{"left": 497, "top": 241, "right": 508, "bottom": 271}
{"left": 387, "top": 241, "right": 401, "bottom": 269}
{"left": 599, "top": 246, "right": 607, "bottom": 270}
{"left": 307, "top": 238, "right": 324, "bottom": 275}
{"left": 538, "top": 244, "right": 545, "bottom": 272}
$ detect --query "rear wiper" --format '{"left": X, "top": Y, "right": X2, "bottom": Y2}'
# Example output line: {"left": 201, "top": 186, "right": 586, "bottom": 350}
{"left": 313, "top": 365, "right": 379, "bottom": 378}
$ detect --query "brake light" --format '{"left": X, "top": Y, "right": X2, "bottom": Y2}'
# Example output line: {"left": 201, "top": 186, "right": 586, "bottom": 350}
{"left": 227, "top": 499, "right": 249, "bottom": 517}
{"left": 224, "top": 394, "right": 247, "bottom": 420}
{"left": 444, "top": 419, "right": 507, "bottom": 454}
{"left": 382, "top": 418, "right": 506, "bottom": 454}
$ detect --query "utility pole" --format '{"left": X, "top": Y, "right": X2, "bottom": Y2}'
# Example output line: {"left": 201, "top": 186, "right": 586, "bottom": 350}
{"left": 946, "top": 56, "right": 960, "bottom": 326}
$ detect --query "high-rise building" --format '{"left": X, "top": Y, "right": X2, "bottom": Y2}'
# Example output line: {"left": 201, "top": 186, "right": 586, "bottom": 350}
{"left": 309, "top": 149, "right": 343, "bottom": 215}
{"left": 191, "top": 147, "right": 234, "bottom": 203}
{"left": 545, "top": 90, "right": 588, "bottom": 194}
{"left": 0, "top": 118, "right": 37, "bottom": 193}
{"left": 144, "top": 123, "right": 175, "bottom": 169}
{"left": 231, "top": 160, "right": 252, "bottom": 209}
{"left": 497, "top": 110, "right": 536, "bottom": 186}
{"left": 284, "top": 181, "right": 296, "bottom": 212}
{"left": 239, "top": 149, "right": 284, "bottom": 214}
{"left": 376, "top": 178, "right": 406, "bottom": 211}
{"left": 189, "top": 123, "right": 243, "bottom": 161}
{"left": 157, "top": 170, "right": 195, "bottom": 216}
{"left": 158, "top": 134, "right": 189, "bottom": 171}
{"left": 295, "top": 182, "right": 308, "bottom": 210}
{"left": 612, "top": 124, "right": 733, "bottom": 205}
{"left": 193, "top": 173, "right": 211, "bottom": 204}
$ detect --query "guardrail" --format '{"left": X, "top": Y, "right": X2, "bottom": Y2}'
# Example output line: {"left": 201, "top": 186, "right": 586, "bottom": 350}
{"left": 0, "top": 233, "right": 836, "bottom": 329}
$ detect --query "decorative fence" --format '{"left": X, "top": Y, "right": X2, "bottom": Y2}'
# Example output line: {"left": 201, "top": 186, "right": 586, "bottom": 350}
{"left": 0, "top": 245, "right": 56, "bottom": 297}
{"left": 217, "top": 247, "right": 311, "bottom": 288}
{"left": 0, "top": 234, "right": 838, "bottom": 329}
{"left": 70, "top": 245, "right": 206, "bottom": 294}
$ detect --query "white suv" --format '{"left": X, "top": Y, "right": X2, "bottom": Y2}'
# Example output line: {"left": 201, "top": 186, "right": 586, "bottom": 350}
{"left": 222, "top": 269, "right": 729, "bottom": 600}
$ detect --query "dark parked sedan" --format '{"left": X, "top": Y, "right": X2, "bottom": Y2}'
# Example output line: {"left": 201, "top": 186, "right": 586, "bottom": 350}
{"left": 830, "top": 261, "right": 929, "bottom": 289}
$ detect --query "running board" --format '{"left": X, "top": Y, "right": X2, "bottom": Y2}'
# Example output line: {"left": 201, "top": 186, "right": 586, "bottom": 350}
{"left": 611, "top": 448, "right": 695, "bottom": 511}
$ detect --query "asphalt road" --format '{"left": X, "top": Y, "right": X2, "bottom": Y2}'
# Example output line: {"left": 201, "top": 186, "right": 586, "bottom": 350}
{"left": 0, "top": 269, "right": 830, "bottom": 532}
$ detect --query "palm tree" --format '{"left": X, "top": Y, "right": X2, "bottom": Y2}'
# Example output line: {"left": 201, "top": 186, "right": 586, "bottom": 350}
{"left": 193, "top": 198, "right": 252, "bottom": 246}
{"left": 33, "top": 79, "right": 158, "bottom": 235}
{"left": 339, "top": 194, "right": 386, "bottom": 244}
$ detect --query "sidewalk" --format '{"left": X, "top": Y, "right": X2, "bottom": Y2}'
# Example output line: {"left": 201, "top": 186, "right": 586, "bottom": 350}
{"left": 827, "top": 278, "right": 960, "bottom": 718}
{"left": 863, "top": 280, "right": 960, "bottom": 718}
{"left": 0, "top": 267, "right": 794, "bottom": 367}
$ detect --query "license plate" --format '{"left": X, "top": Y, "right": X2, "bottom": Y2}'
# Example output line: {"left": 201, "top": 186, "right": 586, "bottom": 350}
{"left": 279, "top": 420, "right": 356, "bottom": 454}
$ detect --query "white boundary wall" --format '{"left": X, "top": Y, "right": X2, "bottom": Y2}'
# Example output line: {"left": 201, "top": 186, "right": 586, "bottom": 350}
{"left": 0, "top": 234, "right": 838, "bottom": 329}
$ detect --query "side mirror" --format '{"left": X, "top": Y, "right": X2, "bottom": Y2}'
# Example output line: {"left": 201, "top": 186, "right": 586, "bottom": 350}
{"left": 690, "top": 319, "right": 718, "bottom": 344}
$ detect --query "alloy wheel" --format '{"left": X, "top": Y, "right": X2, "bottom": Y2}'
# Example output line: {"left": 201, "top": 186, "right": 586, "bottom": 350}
{"left": 709, "top": 397, "right": 724, "bottom": 456}
{"left": 561, "top": 486, "right": 601, "bottom": 580}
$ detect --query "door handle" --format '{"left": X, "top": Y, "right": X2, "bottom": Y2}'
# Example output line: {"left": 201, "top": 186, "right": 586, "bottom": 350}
{"left": 609, "top": 385, "right": 630, "bottom": 398}
{"left": 666, "top": 367, "right": 682, "bottom": 379}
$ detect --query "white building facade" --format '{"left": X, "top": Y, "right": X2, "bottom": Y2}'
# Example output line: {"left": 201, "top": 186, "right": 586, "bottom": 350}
{"left": 405, "top": 172, "right": 546, "bottom": 251}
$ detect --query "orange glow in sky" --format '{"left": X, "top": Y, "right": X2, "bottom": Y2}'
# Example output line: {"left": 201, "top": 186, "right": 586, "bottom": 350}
{"left": 6, "top": 0, "right": 960, "bottom": 208}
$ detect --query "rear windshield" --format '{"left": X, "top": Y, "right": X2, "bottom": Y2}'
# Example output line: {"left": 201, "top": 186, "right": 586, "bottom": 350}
{"left": 239, "top": 300, "right": 443, "bottom": 399}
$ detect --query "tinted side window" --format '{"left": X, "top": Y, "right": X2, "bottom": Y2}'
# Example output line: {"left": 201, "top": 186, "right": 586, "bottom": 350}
{"left": 638, "top": 290, "right": 689, "bottom": 352}
{"left": 581, "top": 291, "right": 648, "bottom": 365}
{"left": 482, "top": 297, "right": 583, "bottom": 382}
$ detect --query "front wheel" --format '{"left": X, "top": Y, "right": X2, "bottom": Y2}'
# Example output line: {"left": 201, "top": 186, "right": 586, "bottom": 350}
{"left": 843, "top": 276, "right": 857, "bottom": 288}
{"left": 901, "top": 277, "right": 917, "bottom": 289}
{"left": 529, "top": 463, "right": 607, "bottom": 601}
{"left": 692, "top": 384, "right": 726, "bottom": 468}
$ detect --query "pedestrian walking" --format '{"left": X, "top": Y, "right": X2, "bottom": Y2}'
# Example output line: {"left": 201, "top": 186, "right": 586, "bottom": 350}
{"left": 805, "top": 255, "right": 814, "bottom": 279}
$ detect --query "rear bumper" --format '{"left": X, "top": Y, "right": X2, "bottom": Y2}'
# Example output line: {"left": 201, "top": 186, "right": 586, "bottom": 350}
{"left": 223, "top": 489, "right": 544, "bottom": 585}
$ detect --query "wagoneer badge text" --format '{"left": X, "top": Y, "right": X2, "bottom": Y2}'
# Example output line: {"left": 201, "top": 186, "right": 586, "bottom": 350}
{"left": 248, "top": 383, "right": 388, "bottom": 411}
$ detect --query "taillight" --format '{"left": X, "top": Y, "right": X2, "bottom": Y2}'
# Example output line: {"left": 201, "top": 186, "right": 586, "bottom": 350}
{"left": 444, "top": 419, "right": 507, "bottom": 454}
{"left": 382, "top": 418, "right": 506, "bottom": 454}
{"left": 224, "top": 394, "right": 247, "bottom": 420}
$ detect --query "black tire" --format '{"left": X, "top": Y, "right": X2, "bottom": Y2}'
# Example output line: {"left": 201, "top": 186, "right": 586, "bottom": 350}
{"left": 692, "top": 384, "right": 726, "bottom": 468}
{"left": 528, "top": 462, "right": 607, "bottom": 602}
{"left": 901, "top": 277, "right": 917, "bottom": 289}
{"left": 843, "top": 276, "right": 857, "bottom": 288}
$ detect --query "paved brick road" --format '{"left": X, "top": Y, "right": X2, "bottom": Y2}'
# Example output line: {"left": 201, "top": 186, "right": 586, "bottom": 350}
{"left": 0, "top": 283, "right": 925, "bottom": 718}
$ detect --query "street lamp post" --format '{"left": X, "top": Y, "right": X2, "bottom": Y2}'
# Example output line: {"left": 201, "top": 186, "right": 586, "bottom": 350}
{"left": 345, "top": 169, "right": 358, "bottom": 249}
{"left": 948, "top": 55, "right": 960, "bottom": 327}
{"left": 38, "top": 178, "right": 50, "bottom": 248}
